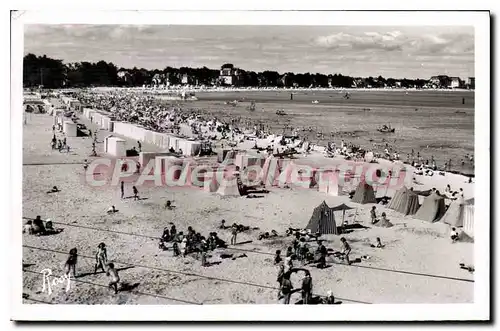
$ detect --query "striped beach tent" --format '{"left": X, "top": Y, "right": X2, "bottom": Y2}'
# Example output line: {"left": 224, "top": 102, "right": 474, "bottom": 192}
{"left": 463, "top": 202, "right": 474, "bottom": 238}
{"left": 306, "top": 201, "right": 338, "bottom": 235}
{"left": 387, "top": 186, "right": 420, "bottom": 216}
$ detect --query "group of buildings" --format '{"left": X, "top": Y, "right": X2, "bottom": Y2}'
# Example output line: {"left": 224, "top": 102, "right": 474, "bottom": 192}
{"left": 118, "top": 64, "right": 475, "bottom": 89}
{"left": 140, "top": 63, "right": 242, "bottom": 87}
{"left": 429, "top": 75, "right": 475, "bottom": 89}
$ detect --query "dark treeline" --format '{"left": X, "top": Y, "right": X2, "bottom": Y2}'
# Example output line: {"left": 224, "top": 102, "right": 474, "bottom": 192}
{"left": 23, "top": 53, "right": 430, "bottom": 89}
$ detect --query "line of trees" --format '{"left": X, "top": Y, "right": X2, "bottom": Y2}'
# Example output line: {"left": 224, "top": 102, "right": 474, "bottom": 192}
{"left": 23, "top": 53, "right": 430, "bottom": 89}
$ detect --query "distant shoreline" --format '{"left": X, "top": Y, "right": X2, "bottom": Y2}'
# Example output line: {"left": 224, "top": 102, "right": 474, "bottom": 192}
{"left": 89, "top": 86, "right": 475, "bottom": 94}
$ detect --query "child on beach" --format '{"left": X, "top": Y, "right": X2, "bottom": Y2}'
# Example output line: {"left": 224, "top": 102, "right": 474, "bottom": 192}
{"left": 340, "top": 237, "right": 352, "bottom": 265}
{"left": 106, "top": 263, "right": 120, "bottom": 294}
{"left": 64, "top": 248, "right": 78, "bottom": 278}
{"left": 172, "top": 242, "right": 181, "bottom": 256}
{"left": 230, "top": 224, "right": 238, "bottom": 245}
{"left": 280, "top": 274, "right": 294, "bottom": 304}
{"left": 450, "top": 228, "right": 459, "bottom": 243}
{"left": 23, "top": 220, "right": 33, "bottom": 234}
{"left": 274, "top": 250, "right": 282, "bottom": 265}
{"left": 95, "top": 243, "right": 108, "bottom": 274}
{"left": 370, "top": 206, "right": 378, "bottom": 224}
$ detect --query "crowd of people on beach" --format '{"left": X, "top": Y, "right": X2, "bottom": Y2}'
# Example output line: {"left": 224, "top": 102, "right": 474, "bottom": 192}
{"left": 22, "top": 90, "right": 475, "bottom": 304}
{"left": 74, "top": 90, "right": 474, "bottom": 176}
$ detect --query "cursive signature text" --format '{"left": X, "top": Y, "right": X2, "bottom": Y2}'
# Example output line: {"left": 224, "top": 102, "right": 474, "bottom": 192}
{"left": 41, "top": 269, "right": 71, "bottom": 295}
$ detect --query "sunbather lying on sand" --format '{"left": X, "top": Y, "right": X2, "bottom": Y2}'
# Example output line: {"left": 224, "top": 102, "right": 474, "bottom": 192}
{"left": 220, "top": 253, "right": 248, "bottom": 260}
{"left": 31, "top": 216, "right": 46, "bottom": 235}
{"left": 230, "top": 223, "right": 256, "bottom": 233}
{"left": 46, "top": 186, "right": 60, "bottom": 194}
{"left": 459, "top": 263, "right": 474, "bottom": 273}
{"left": 107, "top": 205, "right": 118, "bottom": 214}
{"left": 44, "top": 219, "right": 62, "bottom": 234}
{"left": 258, "top": 230, "right": 278, "bottom": 240}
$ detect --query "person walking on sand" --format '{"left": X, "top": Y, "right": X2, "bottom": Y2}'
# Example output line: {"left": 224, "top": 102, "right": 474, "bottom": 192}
{"left": 280, "top": 273, "right": 294, "bottom": 304}
{"left": 94, "top": 242, "right": 108, "bottom": 274}
{"left": 340, "top": 237, "right": 352, "bottom": 265}
{"left": 133, "top": 186, "right": 139, "bottom": 201}
{"left": 277, "top": 264, "right": 285, "bottom": 289}
{"left": 106, "top": 263, "right": 120, "bottom": 294}
{"left": 230, "top": 223, "right": 238, "bottom": 245}
{"left": 301, "top": 271, "right": 313, "bottom": 305}
{"left": 64, "top": 248, "right": 78, "bottom": 278}
{"left": 370, "top": 206, "right": 378, "bottom": 224}
{"left": 274, "top": 250, "right": 283, "bottom": 265}
{"left": 317, "top": 240, "right": 327, "bottom": 269}
{"left": 137, "top": 140, "right": 142, "bottom": 152}
{"left": 120, "top": 181, "right": 124, "bottom": 199}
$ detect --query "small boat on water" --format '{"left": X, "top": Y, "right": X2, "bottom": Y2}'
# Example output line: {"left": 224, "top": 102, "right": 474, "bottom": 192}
{"left": 377, "top": 125, "right": 395, "bottom": 133}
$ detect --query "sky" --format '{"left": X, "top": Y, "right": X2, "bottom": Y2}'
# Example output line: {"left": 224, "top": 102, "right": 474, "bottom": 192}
{"left": 24, "top": 25, "right": 475, "bottom": 79}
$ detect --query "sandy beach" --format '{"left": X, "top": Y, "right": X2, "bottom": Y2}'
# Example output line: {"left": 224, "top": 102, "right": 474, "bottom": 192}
{"left": 22, "top": 108, "right": 474, "bottom": 305}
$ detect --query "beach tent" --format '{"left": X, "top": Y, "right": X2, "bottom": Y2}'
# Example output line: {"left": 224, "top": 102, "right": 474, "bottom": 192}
{"left": 463, "top": 203, "right": 474, "bottom": 238}
{"left": 306, "top": 201, "right": 338, "bottom": 235}
{"left": 224, "top": 150, "right": 238, "bottom": 164}
{"left": 414, "top": 192, "right": 446, "bottom": 222}
{"left": 216, "top": 178, "right": 241, "bottom": 197}
{"left": 387, "top": 186, "right": 408, "bottom": 211}
{"left": 330, "top": 203, "right": 354, "bottom": 225}
{"left": 203, "top": 171, "right": 220, "bottom": 193}
{"left": 441, "top": 197, "right": 474, "bottom": 228}
{"left": 259, "top": 156, "right": 274, "bottom": 186}
{"left": 278, "top": 161, "right": 296, "bottom": 188}
{"left": 317, "top": 170, "right": 341, "bottom": 196}
{"left": 387, "top": 186, "right": 420, "bottom": 215}
{"left": 414, "top": 189, "right": 432, "bottom": 197}
{"left": 351, "top": 182, "right": 377, "bottom": 204}
{"left": 218, "top": 149, "right": 231, "bottom": 163}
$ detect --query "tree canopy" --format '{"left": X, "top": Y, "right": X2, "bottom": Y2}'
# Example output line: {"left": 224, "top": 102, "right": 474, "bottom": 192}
{"left": 23, "top": 53, "right": 434, "bottom": 89}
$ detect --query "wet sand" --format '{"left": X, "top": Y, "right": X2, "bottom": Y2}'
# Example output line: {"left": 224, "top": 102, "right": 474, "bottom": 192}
{"left": 163, "top": 89, "right": 474, "bottom": 175}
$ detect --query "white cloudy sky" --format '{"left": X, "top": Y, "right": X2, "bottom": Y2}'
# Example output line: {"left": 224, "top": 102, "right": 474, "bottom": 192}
{"left": 24, "top": 25, "right": 474, "bottom": 79}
